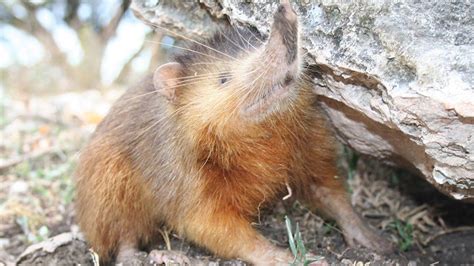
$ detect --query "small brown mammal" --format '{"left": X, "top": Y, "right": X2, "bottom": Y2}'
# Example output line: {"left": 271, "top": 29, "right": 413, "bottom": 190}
{"left": 75, "top": 1, "right": 393, "bottom": 264}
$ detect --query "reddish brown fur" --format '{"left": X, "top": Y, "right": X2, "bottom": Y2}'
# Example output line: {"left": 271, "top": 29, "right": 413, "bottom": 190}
{"left": 75, "top": 76, "right": 390, "bottom": 265}
{"left": 75, "top": 134, "right": 158, "bottom": 262}
{"left": 75, "top": 2, "right": 392, "bottom": 264}
{"left": 75, "top": 79, "right": 356, "bottom": 264}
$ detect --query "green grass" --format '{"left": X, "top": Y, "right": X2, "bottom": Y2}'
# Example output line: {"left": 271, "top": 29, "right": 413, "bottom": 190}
{"left": 322, "top": 221, "right": 337, "bottom": 236}
{"left": 10, "top": 155, "right": 76, "bottom": 244}
{"left": 389, "top": 219, "right": 413, "bottom": 251}
{"left": 16, "top": 216, "right": 50, "bottom": 243}
{"left": 285, "top": 216, "right": 324, "bottom": 265}
{"left": 22, "top": 158, "right": 76, "bottom": 204}
{"left": 344, "top": 146, "right": 359, "bottom": 181}
{"left": 389, "top": 172, "right": 400, "bottom": 187}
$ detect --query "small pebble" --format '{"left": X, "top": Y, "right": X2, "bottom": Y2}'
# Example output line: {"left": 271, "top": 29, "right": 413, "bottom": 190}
{"left": 0, "top": 238, "right": 10, "bottom": 248}
{"left": 9, "top": 180, "right": 29, "bottom": 195}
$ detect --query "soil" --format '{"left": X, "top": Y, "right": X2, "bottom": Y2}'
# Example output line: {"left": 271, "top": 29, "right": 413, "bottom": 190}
{"left": 1, "top": 90, "right": 473, "bottom": 265}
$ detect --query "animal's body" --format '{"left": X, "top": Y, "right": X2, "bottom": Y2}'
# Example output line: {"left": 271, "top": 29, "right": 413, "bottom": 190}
{"left": 75, "top": 1, "right": 392, "bottom": 264}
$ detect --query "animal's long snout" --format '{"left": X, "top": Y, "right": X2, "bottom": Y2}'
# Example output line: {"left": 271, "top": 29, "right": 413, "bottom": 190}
{"left": 242, "top": 0, "right": 300, "bottom": 92}
{"left": 270, "top": 1, "right": 299, "bottom": 64}
{"left": 237, "top": 1, "right": 301, "bottom": 118}
{"left": 278, "top": 0, "right": 297, "bottom": 23}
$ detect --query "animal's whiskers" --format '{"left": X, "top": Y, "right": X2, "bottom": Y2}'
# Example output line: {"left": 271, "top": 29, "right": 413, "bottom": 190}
{"left": 145, "top": 40, "right": 224, "bottom": 62}
{"left": 146, "top": 22, "right": 238, "bottom": 61}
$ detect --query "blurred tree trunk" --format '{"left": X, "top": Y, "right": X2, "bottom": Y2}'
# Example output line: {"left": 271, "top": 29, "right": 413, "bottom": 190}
{"left": 115, "top": 31, "right": 165, "bottom": 84}
{"left": 1, "top": 0, "right": 135, "bottom": 90}
{"left": 72, "top": 0, "right": 131, "bottom": 89}
{"left": 9, "top": 1, "right": 76, "bottom": 79}
{"left": 148, "top": 32, "right": 166, "bottom": 72}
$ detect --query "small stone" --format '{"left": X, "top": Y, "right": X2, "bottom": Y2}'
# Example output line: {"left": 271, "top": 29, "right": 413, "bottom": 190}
{"left": 9, "top": 180, "right": 29, "bottom": 195}
{"left": 0, "top": 238, "right": 10, "bottom": 248}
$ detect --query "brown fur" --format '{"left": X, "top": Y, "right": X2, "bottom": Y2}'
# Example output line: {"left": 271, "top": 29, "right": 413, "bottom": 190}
{"left": 75, "top": 2, "right": 392, "bottom": 264}
{"left": 75, "top": 129, "right": 157, "bottom": 261}
{"left": 74, "top": 78, "right": 342, "bottom": 263}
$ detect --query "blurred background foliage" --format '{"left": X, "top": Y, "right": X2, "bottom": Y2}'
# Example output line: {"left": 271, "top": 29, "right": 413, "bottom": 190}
{"left": 0, "top": 0, "right": 170, "bottom": 96}
{"left": 0, "top": 1, "right": 172, "bottom": 260}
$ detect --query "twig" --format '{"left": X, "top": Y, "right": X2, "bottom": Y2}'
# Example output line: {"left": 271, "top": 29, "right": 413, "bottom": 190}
{"left": 326, "top": 246, "right": 350, "bottom": 260}
{"left": 1, "top": 114, "right": 71, "bottom": 130}
{"left": 0, "top": 147, "right": 57, "bottom": 171}
{"left": 158, "top": 227, "right": 172, "bottom": 251}
{"left": 90, "top": 249, "right": 100, "bottom": 266}
{"left": 423, "top": 226, "right": 474, "bottom": 245}
{"left": 283, "top": 182, "right": 292, "bottom": 200}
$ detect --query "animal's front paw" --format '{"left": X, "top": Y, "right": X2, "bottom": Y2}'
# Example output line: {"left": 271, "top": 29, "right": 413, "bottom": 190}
{"left": 341, "top": 218, "right": 395, "bottom": 254}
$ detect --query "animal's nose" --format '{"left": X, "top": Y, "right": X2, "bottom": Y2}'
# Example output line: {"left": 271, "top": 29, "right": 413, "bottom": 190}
{"left": 277, "top": 0, "right": 297, "bottom": 22}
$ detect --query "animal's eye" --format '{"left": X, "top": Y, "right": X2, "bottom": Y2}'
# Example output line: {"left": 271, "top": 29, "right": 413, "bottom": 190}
{"left": 219, "top": 73, "right": 230, "bottom": 85}
{"left": 283, "top": 74, "right": 294, "bottom": 86}
{"left": 220, "top": 77, "right": 229, "bottom": 84}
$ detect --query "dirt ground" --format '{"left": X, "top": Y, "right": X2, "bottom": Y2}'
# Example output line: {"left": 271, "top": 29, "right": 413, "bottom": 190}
{"left": 1, "top": 89, "right": 474, "bottom": 265}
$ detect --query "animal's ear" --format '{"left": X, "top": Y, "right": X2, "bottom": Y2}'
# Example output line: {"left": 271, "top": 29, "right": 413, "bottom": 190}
{"left": 153, "top": 62, "right": 183, "bottom": 102}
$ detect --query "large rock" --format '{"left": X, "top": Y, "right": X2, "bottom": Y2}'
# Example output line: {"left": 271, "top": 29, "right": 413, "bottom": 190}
{"left": 131, "top": 0, "right": 474, "bottom": 202}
